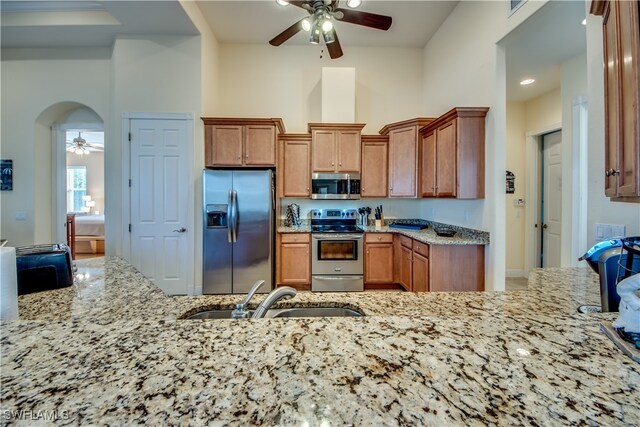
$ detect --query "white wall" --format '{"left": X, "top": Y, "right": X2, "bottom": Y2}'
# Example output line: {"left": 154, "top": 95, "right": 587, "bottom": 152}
{"left": 505, "top": 101, "right": 527, "bottom": 276}
{"left": 217, "top": 44, "right": 425, "bottom": 134}
{"left": 66, "top": 151, "right": 105, "bottom": 214}
{"left": 585, "top": 10, "right": 640, "bottom": 245}
{"left": 0, "top": 48, "right": 111, "bottom": 246}
{"left": 110, "top": 35, "right": 202, "bottom": 258}
{"left": 525, "top": 89, "right": 561, "bottom": 131}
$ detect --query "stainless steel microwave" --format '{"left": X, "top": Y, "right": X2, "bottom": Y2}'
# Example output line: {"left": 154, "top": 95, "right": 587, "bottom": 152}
{"left": 311, "top": 173, "right": 360, "bottom": 200}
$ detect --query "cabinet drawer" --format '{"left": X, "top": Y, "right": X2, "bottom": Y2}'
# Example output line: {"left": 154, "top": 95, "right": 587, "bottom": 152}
{"left": 365, "top": 233, "right": 394, "bottom": 243}
{"left": 280, "top": 233, "right": 310, "bottom": 243}
{"left": 413, "top": 240, "right": 429, "bottom": 258}
{"left": 399, "top": 235, "right": 413, "bottom": 249}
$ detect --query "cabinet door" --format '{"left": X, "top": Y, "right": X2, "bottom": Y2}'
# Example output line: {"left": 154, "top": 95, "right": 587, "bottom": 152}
{"left": 399, "top": 245, "right": 413, "bottom": 291}
{"left": 429, "top": 245, "right": 484, "bottom": 292}
{"left": 420, "top": 131, "right": 437, "bottom": 197}
{"left": 616, "top": 0, "right": 640, "bottom": 197}
{"left": 312, "top": 130, "right": 336, "bottom": 172}
{"left": 435, "top": 120, "right": 457, "bottom": 197}
{"left": 337, "top": 131, "right": 361, "bottom": 172}
{"left": 365, "top": 243, "right": 394, "bottom": 284}
{"left": 280, "top": 242, "right": 310, "bottom": 287}
{"left": 361, "top": 141, "right": 388, "bottom": 198}
{"left": 283, "top": 139, "right": 311, "bottom": 197}
{"left": 209, "top": 125, "right": 243, "bottom": 166}
{"left": 245, "top": 125, "right": 276, "bottom": 166}
{"left": 412, "top": 251, "right": 429, "bottom": 292}
{"left": 389, "top": 126, "right": 418, "bottom": 197}
{"left": 603, "top": 3, "right": 621, "bottom": 197}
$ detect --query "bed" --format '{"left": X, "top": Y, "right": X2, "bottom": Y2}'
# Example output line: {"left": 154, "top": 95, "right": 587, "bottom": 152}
{"left": 73, "top": 214, "right": 105, "bottom": 254}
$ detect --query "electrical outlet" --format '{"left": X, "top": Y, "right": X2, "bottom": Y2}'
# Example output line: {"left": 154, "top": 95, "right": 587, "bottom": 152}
{"left": 595, "top": 223, "right": 626, "bottom": 241}
{"left": 15, "top": 211, "right": 26, "bottom": 221}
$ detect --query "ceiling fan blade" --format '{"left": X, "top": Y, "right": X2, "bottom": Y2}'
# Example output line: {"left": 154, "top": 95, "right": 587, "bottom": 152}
{"left": 269, "top": 18, "right": 306, "bottom": 46}
{"left": 334, "top": 8, "right": 392, "bottom": 31}
{"left": 326, "top": 30, "right": 343, "bottom": 59}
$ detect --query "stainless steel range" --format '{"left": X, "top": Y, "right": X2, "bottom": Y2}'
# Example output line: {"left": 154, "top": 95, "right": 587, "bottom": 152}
{"left": 310, "top": 209, "right": 364, "bottom": 292}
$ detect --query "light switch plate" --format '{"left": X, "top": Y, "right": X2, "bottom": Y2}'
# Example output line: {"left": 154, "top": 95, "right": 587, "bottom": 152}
{"left": 513, "top": 198, "right": 525, "bottom": 207}
{"left": 595, "top": 223, "right": 626, "bottom": 241}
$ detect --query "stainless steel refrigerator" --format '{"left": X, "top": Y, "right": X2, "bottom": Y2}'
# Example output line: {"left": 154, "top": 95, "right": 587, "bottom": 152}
{"left": 203, "top": 169, "right": 275, "bottom": 294}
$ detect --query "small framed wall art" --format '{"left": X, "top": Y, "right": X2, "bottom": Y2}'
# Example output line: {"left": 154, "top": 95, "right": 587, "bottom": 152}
{"left": 1, "top": 159, "right": 13, "bottom": 191}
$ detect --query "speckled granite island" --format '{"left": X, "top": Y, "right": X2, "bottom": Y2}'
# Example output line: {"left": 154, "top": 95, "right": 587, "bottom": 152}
{"left": 2, "top": 257, "right": 639, "bottom": 425}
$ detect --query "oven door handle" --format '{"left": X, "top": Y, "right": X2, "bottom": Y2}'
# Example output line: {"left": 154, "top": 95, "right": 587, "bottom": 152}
{"left": 312, "top": 234, "right": 363, "bottom": 240}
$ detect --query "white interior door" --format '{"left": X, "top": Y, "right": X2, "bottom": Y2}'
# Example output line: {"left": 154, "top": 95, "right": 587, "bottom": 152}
{"left": 129, "top": 117, "right": 192, "bottom": 294}
{"left": 542, "top": 130, "right": 562, "bottom": 268}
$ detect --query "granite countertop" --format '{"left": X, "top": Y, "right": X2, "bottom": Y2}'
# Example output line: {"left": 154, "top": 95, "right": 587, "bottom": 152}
{"left": 277, "top": 224, "right": 489, "bottom": 246}
{"left": 2, "top": 257, "right": 639, "bottom": 425}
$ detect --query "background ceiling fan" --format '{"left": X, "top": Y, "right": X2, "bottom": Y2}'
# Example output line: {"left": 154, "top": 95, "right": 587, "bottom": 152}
{"left": 66, "top": 132, "right": 104, "bottom": 156}
{"left": 269, "top": 0, "right": 393, "bottom": 59}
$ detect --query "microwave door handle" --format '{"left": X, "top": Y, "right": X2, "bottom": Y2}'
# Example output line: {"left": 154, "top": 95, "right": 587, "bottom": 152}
{"left": 347, "top": 174, "right": 351, "bottom": 198}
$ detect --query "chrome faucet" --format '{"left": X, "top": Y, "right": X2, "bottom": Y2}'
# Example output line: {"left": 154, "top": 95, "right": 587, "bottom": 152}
{"left": 252, "top": 287, "right": 297, "bottom": 319}
{"left": 231, "top": 280, "right": 265, "bottom": 319}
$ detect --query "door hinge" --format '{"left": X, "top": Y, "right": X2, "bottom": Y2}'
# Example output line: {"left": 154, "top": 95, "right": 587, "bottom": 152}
{"left": 129, "top": 179, "right": 132, "bottom": 187}
{"left": 128, "top": 132, "right": 132, "bottom": 142}
{"left": 128, "top": 224, "right": 132, "bottom": 233}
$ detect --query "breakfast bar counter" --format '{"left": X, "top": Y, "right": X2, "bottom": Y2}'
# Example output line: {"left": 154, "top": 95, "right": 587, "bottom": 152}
{"left": 1, "top": 257, "right": 639, "bottom": 425}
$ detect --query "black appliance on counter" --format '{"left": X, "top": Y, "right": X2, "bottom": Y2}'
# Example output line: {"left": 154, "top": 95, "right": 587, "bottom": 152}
{"left": 16, "top": 244, "right": 74, "bottom": 295}
{"left": 580, "top": 237, "right": 640, "bottom": 312}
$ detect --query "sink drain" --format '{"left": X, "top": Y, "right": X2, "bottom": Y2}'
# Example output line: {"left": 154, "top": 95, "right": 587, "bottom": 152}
{"left": 577, "top": 305, "right": 602, "bottom": 314}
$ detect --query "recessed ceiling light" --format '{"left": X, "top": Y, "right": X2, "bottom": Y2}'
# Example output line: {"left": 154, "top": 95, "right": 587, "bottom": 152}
{"left": 581, "top": 18, "right": 587, "bottom": 26}
{"left": 520, "top": 78, "right": 535, "bottom": 86}
{"left": 276, "top": 0, "right": 290, "bottom": 6}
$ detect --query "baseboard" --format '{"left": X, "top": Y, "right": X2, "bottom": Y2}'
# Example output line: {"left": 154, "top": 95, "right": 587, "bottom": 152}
{"left": 506, "top": 269, "right": 526, "bottom": 278}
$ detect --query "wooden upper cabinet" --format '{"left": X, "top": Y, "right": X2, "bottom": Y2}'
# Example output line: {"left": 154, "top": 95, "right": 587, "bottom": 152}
{"left": 592, "top": 0, "right": 640, "bottom": 201}
{"left": 207, "top": 125, "right": 243, "bottom": 166}
{"left": 419, "top": 108, "right": 489, "bottom": 199}
{"left": 309, "top": 123, "right": 365, "bottom": 173}
{"left": 420, "top": 131, "right": 437, "bottom": 198}
{"left": 202, "top": 118, "right": 284, "bottom": 168}
{"left": 311, "top": 130, "right": 335, "bottom": 172}
{"left": 361, "top": 135, "right": 389, "bottom": 198}
{"left": 278, "top": 134, "right": 311, "bottom": 198}
{"left": 245, "top": 125, "right": 276, "bottom": 165}
{"left": 380, "top": 118, "right": 434, "bottom": 198}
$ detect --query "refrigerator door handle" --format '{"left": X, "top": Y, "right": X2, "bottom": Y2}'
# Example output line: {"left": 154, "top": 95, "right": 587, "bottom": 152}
{"left": 232, "top": 190, "right": 239, "bottom": 243}
{"left": 227, "top": 190, "right": 233, "bottom": 243}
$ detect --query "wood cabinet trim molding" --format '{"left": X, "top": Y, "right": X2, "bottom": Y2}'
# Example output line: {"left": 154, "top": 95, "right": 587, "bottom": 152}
{"left": 379, "top": 118, "right": 435, "bottom": 136}
{"left": 307, "top": 123, "right": 366, "bottom": 132}
{"left": 590, "top": 0, "right": 608, "bottom": 16}
{"left": 361, "top": 135, "right": 389, "bottom": 143}
{"left": 418, "top": 108, "right": 489, "bottom": 136}
{"left": 202, "top": 117, "right": 286, "bottom": 134}
{"left": 278, "top": 133, "right": 312, "bottom": 141}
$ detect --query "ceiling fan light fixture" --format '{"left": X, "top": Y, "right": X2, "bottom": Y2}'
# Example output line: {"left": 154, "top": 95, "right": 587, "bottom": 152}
{"left": 346, "top": 0, "right": 362, "bottom": 8}
{"left": 309, "top": 27, "right": 321, "bottom": 44}
{"left": 323, "top": 29, "right": 335, "bottom": 44}
{"left": 276, "top": 0, "right": 289, "bottom": 6}
{"left": 321, "top": 19, "right": 333, "bottom": 33}
{"left": 302, "top": 18, "right": 311, "bottom": 31}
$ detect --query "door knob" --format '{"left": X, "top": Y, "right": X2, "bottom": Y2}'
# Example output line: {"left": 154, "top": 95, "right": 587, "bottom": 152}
{"left": 173, "top": 227, "right": 187, "bottom": 233}
{"left": 542, "top": 224, "right": 548, "bottom": 229}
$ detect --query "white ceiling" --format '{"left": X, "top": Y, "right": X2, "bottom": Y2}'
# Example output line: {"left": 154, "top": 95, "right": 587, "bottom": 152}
{"left": 503, "top": 0, "right": 586, "bottom": 102}
{"left": 1, "top": 0, "right": 587, "bottom": 104}
{"left": 196, "top": 1, "right": 459, "bottom": 48}
{"left": 1, "top": 1, "right": 199, "bottom": 48}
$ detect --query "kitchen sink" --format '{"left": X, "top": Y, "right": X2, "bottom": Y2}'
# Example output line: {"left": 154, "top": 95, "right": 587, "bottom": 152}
{"left": 183, "top": 306, "right": 363, "bottom": 320}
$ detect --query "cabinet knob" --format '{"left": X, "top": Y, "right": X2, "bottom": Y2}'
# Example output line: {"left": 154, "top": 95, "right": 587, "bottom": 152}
{"left": 377, "top": 236, "right": 381, "bottom": 241}
{"left": 306, "top": 187, "right": 309, "bottom": 191}
{"left": 332, "top": 163, "right": 335, "bottom": 166}
{"left": 246, "top": 155, "right": 249, "bottom": 158}
{"left": 294, "top": 237, "right": 297, "bottom": 241}
{"left": 339, "top": 163, "right": 342, "bottom": 166}
{"left": 367, "top": 250, "right": 370, "bottom": 254}
{"left": 237, "top": 156, "right": 241, "bottom": 160}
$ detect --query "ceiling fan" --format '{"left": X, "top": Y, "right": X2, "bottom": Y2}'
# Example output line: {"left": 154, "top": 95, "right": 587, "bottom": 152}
{"left": 66, "top": 132, "right": 103, "bottom": 156}
{"left": 269, "top": 0, "right": 392, "bottom": 59}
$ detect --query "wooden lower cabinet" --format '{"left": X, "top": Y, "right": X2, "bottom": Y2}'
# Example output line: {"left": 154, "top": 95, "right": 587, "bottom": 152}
{"left": 429, "top": 245, "right": 484, "bottom": 292}
{"left": 398, "top": 239, "right": 413, "bottom": 291}
{"left": 411, "top": 240, "right": 429, "bottom": 292}
{"left": 364, "top": 234, "right": 394, "bottom": 284}
{"left": 277, "top": 233, "right": 310, "bottom": 290}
